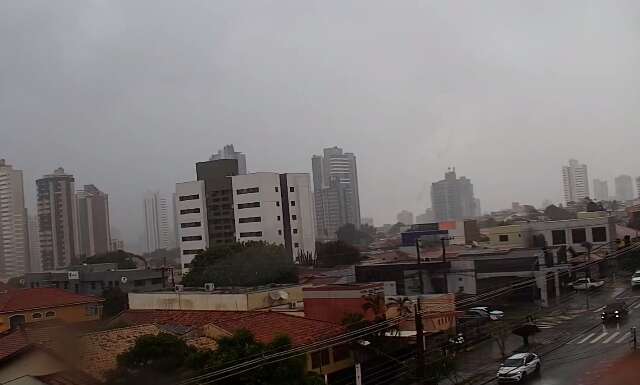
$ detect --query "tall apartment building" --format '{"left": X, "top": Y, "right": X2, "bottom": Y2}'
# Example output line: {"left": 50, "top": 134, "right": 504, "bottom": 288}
{"left": 175, "top": 181, "right": 208, "bottom": 270}
{"left": 36, "top": 168, "right": 79, "bottom": 271}
{"left": 143, "top": 191, "right": 171, "bottom": 253}
{"left": 312, "top": 146, "right": 361, "bottom": 240}
{"left": 431, "top": 169, "right": 476, "bottom": 222}
{"left": 615, "top": 174, "right": 634, "bottom": 202}
{"left": 593, "top": 179, "right": 609, "bottom": 201}
{"left": 0, "top": 159, "right": 29, "bottom": 280}
{"left": 76, "top": 184, "right": 111, "bottom": 257}
{"left": 636, "top": 177, "right": 640, "bottom": 199}
{"left": 27, "top": 214, "right": 41, "bottom": 272}
{"left": 396, "top": 210, "right": 414, "bottom": 226}
{"left": 416, "top": 208, "right": 434, "bottom": 224}
{"left": 231, "top": 173, "right": 315, "bottom": 260}
{"left": 210, "top": 144, "right": 247, "bottom": 175}
{"left": 562, "top": 159, "right": 589, "bottom": 203}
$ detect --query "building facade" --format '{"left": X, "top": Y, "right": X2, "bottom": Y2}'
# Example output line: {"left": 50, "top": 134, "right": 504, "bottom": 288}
{"left": 76, "top": 184, "right": 111, "bottom": 257}
{"left": 562, "top": 159, "right": 589, "bottom": 203}
{"left": 143, "top": 191, "right": 171, "bottom": 253}
{"left": 175, "top": 180, "right": 209, "bottom": 270}
{"left": 36, "top": 168, "right": 79, "bottom": 271}
{"left": 231, "top": 173, "right": 316, "bottom": 260}
{"left": 396, "top": 210, "right": 414, "bottom": 225}
{"left": 209, "top": 144, "right": 247, "bottom": 175}
{"left": 615, "top": 174, "right": 634, "bottom": 202}
{"left": 636, "top": 177, "right": 640, "bottom": 199}
{"left": 312, "top": 147, "right": 361, "bottom": 240}
{"left": 430, "top": 168, "right": 476, "bottom": 222}
{"left": 593, "top": 179, "right": 609, "bottom": 201}
{"left": 27, "top": 214, "right": 41, "bottom": 273}
{"left": 0, "top": 160, "right": 29, "bottom": 280}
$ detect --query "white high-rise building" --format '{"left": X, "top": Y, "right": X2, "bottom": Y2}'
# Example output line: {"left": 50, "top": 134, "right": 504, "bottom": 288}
{"left": 210, "top": 144, "right": 247, "bottom": 175}
{"left": 37, "top": 167, "right": 79, "bottom": 271}
{"left": 615, "top": 175, "right": 634, "bottom": 202}
{"left": 562, "top": 159, "right": 589, "bottom": 203}
{"left": 636, "top": 177, "right": 640, "bottom": 199}
{"left": 396, "top": 210, "right": 414, "bottom": 226}
{"left": 0, "top": 159, "right": 29, "bottom": 280}
{"left": 76, "top": 184, "right": 111, "bottom": 257}
{"left": 593, "top": 179, "right": 609, "bottom": 201}
{"left": 175, "top": 181, "right": 208, "bottom": 271}
{"left": 231, "top": 173, "right": 315, "bottom": 261}
{"left": 143, "top": 191, "right": 171, "bottom": 253}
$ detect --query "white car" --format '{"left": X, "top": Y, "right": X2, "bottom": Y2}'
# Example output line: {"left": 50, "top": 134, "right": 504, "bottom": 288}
{"left": 631, "top": 271, "right": 640, "bottom": 288}
{"left": 497, "top": 353, "right": 541, "bottom": 383}
{"left": 469, "top": 306, "right": 505, "bottom": 320}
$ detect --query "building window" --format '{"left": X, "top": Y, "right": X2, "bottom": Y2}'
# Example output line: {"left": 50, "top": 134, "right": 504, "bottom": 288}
{"left": 179, "top": 194, "right": 199, "bottom": 201}
{"left": 333, "top": 345, "right": 350, "bottom": 362}
{"left": 45, "top": 311, "right": 55, "bottom": 318}
{"left": 294, "top": 242, "right": 300, "bottom": 248}
{"left": 277, "top": 216, "right": 281, "bottom": 221}
{"left": 311, "top": 349, "right": 331, "bottom": 369}
{"left": 182, "top": 235, "right": 203, "bottom": 241}
{"left": 236, "top": 187, "right": 259, "bottom": 195}
{"left": 290, "top": 187, "right": 295, "bottom": 192}
{"left": 183, "top": 249, "right": 204, "bottom": 255}
{"left": 571, "top": 228, "right": 587, "bottom": 244}
{"left": 240, "top": 231, "right": 263, "bottom": 238}
{"left": 183, "top": 263, "right": 192, "bottom": 269}
{"left": 552, "top": 230, "right": 566, "bottom": 245}
{"left": 85, "top": 305, "right": 100, "bottom": 317}
{"left": 592, "top": 227, "right": 607, "bottom": 242}
{"left": 180, "top": 208, "right": 201, "bottom": 214}
{"left": 181, "top": 222, "right": 201, "bottom": 228}
{"left": 276, "top": 201, "right": 280, "bottom": 207}
{"left": 91, "top": 282, "right": 96, "bottom": 290}
{"left": 238, "top": 216, "right": 261, "bottom": 224}
{"left": 32, "top": 312, "right": 43, "bottom": 320}
{"left": 134, "top": 280, "right": 146, "bottom": 287}
{"left": 237, "top": 202, "right": 260, "bottom": 209}
{"left": 278, "top": 230, "right": 282, "bottom": 235}
{"left": 292, "top": 215, "right": 297, "bottom": 220}
{"left": 293, "top": 229, "right": 298, "bottom": 234}
{"left": 151, "top": 278, "right": 162, "bottom": 285}
{"left": 499, "top": 234, "right": 509, "bottom": 242}
{"left": 275, "top": 187, "right": 279, "bottom": 192}
{"left": 290, "top": 201, "right": 296, "bottom": 206}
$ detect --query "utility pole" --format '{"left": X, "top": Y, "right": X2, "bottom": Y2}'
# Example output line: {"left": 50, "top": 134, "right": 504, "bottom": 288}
{"left": 355, "top": 362, "right": 362, "bottom": 385}
{"left": 441, "top": 237, "right": 446, "bottom": 263}
{"left": 416, "top": 239, "right": 425, "bottom": 294}
{"left": 415, "top": 301, "right": 425, "bottom": 384}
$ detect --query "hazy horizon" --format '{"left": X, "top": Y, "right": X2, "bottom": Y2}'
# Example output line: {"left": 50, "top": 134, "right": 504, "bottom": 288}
{"left": 2, "top": 1, "right": 639, "bottom": 252}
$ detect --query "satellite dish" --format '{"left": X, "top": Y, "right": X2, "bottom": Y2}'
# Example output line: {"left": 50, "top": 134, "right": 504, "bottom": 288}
{"left": 269, "top": 291, "right": 282, "bottom": 301}
{"left": 120, "top": 276, "right": 128, "bottom": 284}
{"left": 278, "top": 290, "right": 289, "bottom": 300}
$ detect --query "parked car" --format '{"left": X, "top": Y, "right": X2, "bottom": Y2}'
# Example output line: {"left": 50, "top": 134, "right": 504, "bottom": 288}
{"left": 468, "top": 306, "right": 505, "bottom": 320}
{"left": 601, "top": 302, "right": 629, "bottom": 323}
{"left": 569, "top": 278, "right": 604, "bottom": 290}
{"left": 497, "top": 353, "right": 541, "bottom": 383}
{"left": 631, "top": 271, "right": 640, "bottom": 288}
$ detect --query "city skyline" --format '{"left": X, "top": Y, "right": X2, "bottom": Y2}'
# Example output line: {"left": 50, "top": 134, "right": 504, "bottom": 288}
{"left": 2, "top": 1, "right": 640, "bottom": 251}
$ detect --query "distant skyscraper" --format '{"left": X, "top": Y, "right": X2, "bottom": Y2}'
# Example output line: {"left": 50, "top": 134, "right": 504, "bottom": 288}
{"left": 593, "top": 179, "right": 609, "bottom": 201}
{"left": 396, "top": 210, "right": 414, "bottom": 225}
{"left": 415, "top": 209, "right": 435, "bottom": 224}
{"left": 76, "top": 184, "right": 111, "bottom": 257}
{"left": 210, "top": 144, "right": 247, "bottom": 175}
{"left": 143, "top": 191, "right": 170, "bottom": 253}
{"left": 27, "top": 214, "right": 41, "bottom": 272}
{"left": 636, "top": 177, "right": 640, "bottom": 199}
{"left": 473, "top": 198, "right": 482, "bottom": 217}
{"left": 562, "top": 159, "right": 589, "bottom": 203}
{"left": 615, "top": 175, "right": 634, "bottom": 202}
{"left": 0, "top": 159, "right": 29, "bottom": 280}
{"left": 430, "top": 168, "right": 476, "bottom": 222}
{"left": 312, "top": 147, "right": 361, "bottom": 240}
{"left": 37, "top": 167, "right": 79, "bottom": 270}
{"left": 362, "top": 217, "right": 374, "bottom": 227}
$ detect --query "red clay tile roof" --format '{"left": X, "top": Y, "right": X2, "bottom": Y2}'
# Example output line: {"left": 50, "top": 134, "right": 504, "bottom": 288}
{"left": 0, "top": 329, "right": 31, "bottom": 363}
{"left": 116, "top": 310, "right": 346, "bottom": 347}
{"left": 0, "top": 288, "right": 103, "bottom": 314}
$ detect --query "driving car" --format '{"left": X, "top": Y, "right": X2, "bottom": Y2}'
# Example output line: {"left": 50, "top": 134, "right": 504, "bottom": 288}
{"left": 601, "top": 302, "right": 629, "bottom": 323}
{"left": 469, "top": 306, "right": 505, "bottom": 320}
{"left": 497, "top": 353, "right": 541, "bottom": 383}
{"left": 569, "top": 277, "right": 605, "bottom": 290}
{"left": 631, "top": 271, "right": 640, "bottom": 288}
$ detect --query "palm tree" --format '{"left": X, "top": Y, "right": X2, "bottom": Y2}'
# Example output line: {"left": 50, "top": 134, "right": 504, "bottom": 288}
{"left": 385, "top": 297, "right": 414, "bottom": 336}
{"left": 361, "top": 293, "right": 386, "bottom": 322}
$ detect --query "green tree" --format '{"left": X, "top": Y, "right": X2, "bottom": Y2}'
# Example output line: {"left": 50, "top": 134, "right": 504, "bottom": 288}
{"left": 83, "top": 250, "right": 140, "bottom": 269}
{"left": 337, "top": 223, "right": 373, "bottom": 246}
{"left": 182, "top": 241, "right": 298, "bottom": 287}
{"left": 142, "top": 248, "right": 180, "bottom": 267}
{"left": 101, "top": 287, "right": 128, "bottom": 318}
{"left": 208, "top": 330, "right": 324, "bottom": 385}
{"left": 544, "top": 204, "right": 575, "bottom": 221}
{"left": 315, "top": 240, "right": 361, "bottom": 267}
{"left": 386, "top": 222, "right": 406, "bottom": 235}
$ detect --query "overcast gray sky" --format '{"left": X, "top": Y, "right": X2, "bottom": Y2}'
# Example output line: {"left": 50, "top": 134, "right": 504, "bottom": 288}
{"left": 2, "top": 0, "right": 639, "bottom": 252}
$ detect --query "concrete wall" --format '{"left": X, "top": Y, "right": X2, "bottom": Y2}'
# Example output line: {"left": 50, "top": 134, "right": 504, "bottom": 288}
{"left": 483, "top": 224, "right": 527, "bottom": 247}
{"left": 447, "top": 260, "right": 477, "bottom": 294}
{"left": 0, "top": 303, "right": 102, "bottom": 333}
{"left": 176, "top": 180, "right": 209, "bottom": 271}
